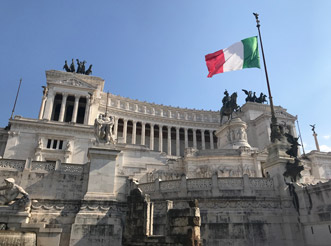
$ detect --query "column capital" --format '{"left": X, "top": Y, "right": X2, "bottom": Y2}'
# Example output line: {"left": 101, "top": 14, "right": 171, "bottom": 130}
{"left": 74, "top": 95, "right": 80, "bottom": 101}
{"left": 176, "top": 126, "right": 180, "bottom": 131}
{"left": 62, "top": 92, "right": 68, "bottom": 98}
{"left": 47, "top": 89, "right": 55, "bottom": 97}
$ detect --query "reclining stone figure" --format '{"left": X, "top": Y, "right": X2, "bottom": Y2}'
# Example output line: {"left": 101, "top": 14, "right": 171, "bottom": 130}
{"left": 0, "top": 178, "right": 29, "bottom": 206}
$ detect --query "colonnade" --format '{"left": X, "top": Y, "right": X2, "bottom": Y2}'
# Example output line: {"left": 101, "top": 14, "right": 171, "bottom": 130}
{"left": 40, "top": 91, "right": 90, "bottom": 124}
{"left": 113, "top": 118, "right": 217, "bottom": 156}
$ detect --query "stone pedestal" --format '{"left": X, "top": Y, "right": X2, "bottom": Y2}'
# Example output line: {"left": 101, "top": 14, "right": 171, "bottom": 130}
{"left": 84, "top": 146, "right": 120, "bottom": 201}
{"left": 265, "top": 141, "right": 305, "bottom": 245}
{"left": 0, "top": 205, "right": 30, "bottom": 226}
{"left": 0, "top": 231, "right": 36, "bottom": 246}
{"left": 215, "top": 118, "right": 251, "bottom": 149}
{"left": 0, "top": 206, "right": 62, "bottom": 246}
{"left": 265, "top": 141, "right": 292, "bottom": 181}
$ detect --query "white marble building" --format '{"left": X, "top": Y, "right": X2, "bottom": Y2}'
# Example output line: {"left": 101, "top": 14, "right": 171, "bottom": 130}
{"left": 0, "top": 70, "right": 331, "bottom": 246}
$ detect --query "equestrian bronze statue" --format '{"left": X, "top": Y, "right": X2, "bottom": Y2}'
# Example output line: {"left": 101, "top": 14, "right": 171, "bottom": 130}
{"left": 220, "top": 90, "right": 240, "bottom": 124}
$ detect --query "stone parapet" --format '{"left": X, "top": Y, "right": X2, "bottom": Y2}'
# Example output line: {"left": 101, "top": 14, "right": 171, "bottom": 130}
{"left": 138, "top": 174, "right": 275, "bottom": 199}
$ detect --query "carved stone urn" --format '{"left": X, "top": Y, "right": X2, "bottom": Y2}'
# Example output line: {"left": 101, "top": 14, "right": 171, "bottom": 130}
{"left": 215, "top": 117, "right": 251, "bottom": 149}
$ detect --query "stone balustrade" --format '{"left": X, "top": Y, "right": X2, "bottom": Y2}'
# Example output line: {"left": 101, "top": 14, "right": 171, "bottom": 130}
{"left": 0, "top": 159, "right": 85, "bottom": 175}
{"left": 0, "top": 159, "right": 25, "bottom": 171}
{"left": 138, "top": 174, "right": 275, "bottom": 199}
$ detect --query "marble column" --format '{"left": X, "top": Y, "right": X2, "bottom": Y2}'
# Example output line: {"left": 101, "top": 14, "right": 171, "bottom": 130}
{"left": 38, "top": 95, "right": 47, "bottom": 120}
{"left": 176, "top": 127, "right": 180, "bottom": 156}
{"left": 141, "top": 123, "right": 146, "bottom": 145}
{"left": 43, "top": 91, "right": 55, "bottom": 120}
{"left": 167, "top": 126, "right": 171, "bottom": 155}
{"left": 150, "top": 124, "right": 154, "bottom": 150}
{"left": 114, "top": 118, "right": 119, "bottom": 140}
{"left": 84, "top": 98, "right": 90, "bottom": 125}
{"left": 184, "top": 128, "right": 188, "bottom": 148}
{"left": 193, "top": 129, "right": 197, "bottom": 149}
{"left": 72, "top": 96, "right": 80, "bottom": 123}
{"left": 59, "top": 93, "right": 68, "bottom": 122}
{"left": 209, "top": 130, "right": 214, "bottom": 149}
{"left": 123, "top": 119, "right": 128, "bottom": 144}
{"left": 201, "top": 130, "right": 206, "bottom": 150}
{"left": 159, "top": 125, "right": 163, "bottom": 152}
{"left": 132, "top": 121, "right": 137, "bottom": 144}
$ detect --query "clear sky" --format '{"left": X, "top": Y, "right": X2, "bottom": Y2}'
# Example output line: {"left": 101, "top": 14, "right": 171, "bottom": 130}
{"left": 1, "top": 0, "right": 330, "bottom": 153}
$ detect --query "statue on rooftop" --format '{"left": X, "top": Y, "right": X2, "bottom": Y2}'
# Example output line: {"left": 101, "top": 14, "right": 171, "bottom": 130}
{"left": 81, "top": 61, "right": 86, "bottom": 74}
{"left": 0, "top": 178, "right": 30, "bottom": 207}
{"left": 64, "top": 59, "right": 93, "bottom": 75}
{"left": 242, "top": 89, "right": 253, "bottom": 102}
{"left": 70, "top": 59, "right": 75, "bottom": 72}
{"left": 76, "top": 59, "right": 82, "bottom": 73}
{"left": 63, "top": 60, "right": 71, "bottom": 72}
{"left": 242, "top": 89, "right": 267, "bottom": 104}
{"left": 256, "top": 92, "right": 268, "bottom": 104}
{"left": 85, "top": 64, "right": 93, "bottom": 75}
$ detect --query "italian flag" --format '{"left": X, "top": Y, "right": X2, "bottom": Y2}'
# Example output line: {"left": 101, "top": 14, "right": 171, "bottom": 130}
{"left": 205, "top": 36, "right": 261, "bottom": 78}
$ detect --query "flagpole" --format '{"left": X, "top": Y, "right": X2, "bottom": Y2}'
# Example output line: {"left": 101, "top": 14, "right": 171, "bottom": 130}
{"left": 10, "top": 78, "right": 22, "bottom": 119}
{"left": 253, "top": 13, "right": 280, "bottom": 142}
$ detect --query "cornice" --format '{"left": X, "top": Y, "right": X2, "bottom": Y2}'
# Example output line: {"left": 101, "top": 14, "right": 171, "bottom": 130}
{"left": 10, "top": 117, "right": 94, "bottom": 136}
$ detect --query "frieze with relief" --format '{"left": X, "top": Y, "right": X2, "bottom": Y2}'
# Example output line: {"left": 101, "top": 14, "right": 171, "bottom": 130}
{"left": 51, "top": 78, "right": 97, "bottom": 89}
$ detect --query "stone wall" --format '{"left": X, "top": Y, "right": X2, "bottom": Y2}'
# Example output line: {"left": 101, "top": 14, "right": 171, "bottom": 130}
{"left": 0, "top": 159, "right": 89, "bottom": 246}
{"left": 297, "top": 180, "right": 331, "bottom": 246}
{"left": 123, "top": 188, "right": 201, "bottom": 246}
{"left": 0, "top": 159, "right": 88, "bottom": 200}
{"left": 138, "top": 175, "right": 304, "bottom": 246}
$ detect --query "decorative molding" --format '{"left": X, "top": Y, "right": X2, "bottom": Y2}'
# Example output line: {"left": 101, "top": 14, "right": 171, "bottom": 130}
{"left": 31, "top": 161, "right": 56, "bottom": 172}
{"left": 61, "top": 164, "right": 84, "bottom": 174}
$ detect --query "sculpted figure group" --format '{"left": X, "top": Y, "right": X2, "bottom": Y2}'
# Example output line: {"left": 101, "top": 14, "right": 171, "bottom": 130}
{"left": 242, "top": 89, "right": 267, "bottom": 104}
{"left": 94, "top": 114, "right": 115, "bottom": 144}
{"left": 63, "top": 59, "right": 92, "bottom": 75}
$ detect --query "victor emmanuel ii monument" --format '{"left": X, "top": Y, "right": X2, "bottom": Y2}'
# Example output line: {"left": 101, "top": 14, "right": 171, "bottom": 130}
{"left": 0, "top": 63, "right": 331, "bottom": 246}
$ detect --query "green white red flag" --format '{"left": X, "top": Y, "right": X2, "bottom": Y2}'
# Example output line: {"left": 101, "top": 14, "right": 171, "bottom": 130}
{"left": 205, "top": 36, "right": 261, "bottom": 78}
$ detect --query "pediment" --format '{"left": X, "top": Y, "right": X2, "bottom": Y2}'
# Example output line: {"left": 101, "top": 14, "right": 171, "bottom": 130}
{"left": 49, "top": 78, "right": 97, "bottom": 90}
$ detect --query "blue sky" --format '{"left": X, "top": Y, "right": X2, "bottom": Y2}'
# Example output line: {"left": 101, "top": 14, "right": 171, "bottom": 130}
{"left": 1, "top": 0, "right": 331, "bottom": 152}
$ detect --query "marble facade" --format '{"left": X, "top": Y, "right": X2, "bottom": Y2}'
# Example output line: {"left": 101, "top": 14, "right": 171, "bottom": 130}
{"left": 0, "top": 70, "right": 330, "bottom": 245}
